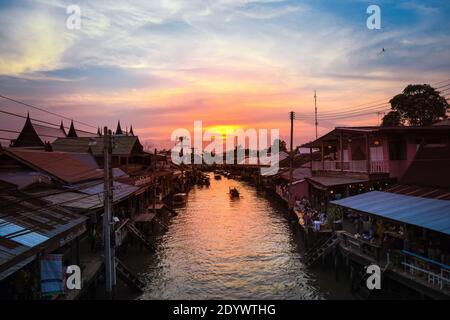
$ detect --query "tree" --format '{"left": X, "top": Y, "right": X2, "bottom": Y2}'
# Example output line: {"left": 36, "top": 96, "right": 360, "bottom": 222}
{"left": 381, "top": 110, "right": 403, "bottom": 127}
{"left": 389, "top": 84, "right": 449, "bottom": 126}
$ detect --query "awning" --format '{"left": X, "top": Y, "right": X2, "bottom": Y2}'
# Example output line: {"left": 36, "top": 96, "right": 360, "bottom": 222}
{"left": 307, "top": 176, "right": 367, "bottom": 190}
{"left": 331, "top": 191, "right": 450, "bottom": 235}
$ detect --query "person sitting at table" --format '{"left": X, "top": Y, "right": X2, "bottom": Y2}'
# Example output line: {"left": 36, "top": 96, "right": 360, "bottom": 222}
{"left": 319, "top": 212, "right": 326, "bottom": 223}
{"left": 362, "top": 217, "right": 371, "bottom": 234}
{"left": 356, "top": 217, "right": 364, "bottom": 235}
{"left": 304, "top": 213, "right": 311, "bottom": 226}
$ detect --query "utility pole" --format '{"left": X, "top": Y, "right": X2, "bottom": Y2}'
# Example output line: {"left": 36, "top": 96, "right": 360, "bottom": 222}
{"left": 109, "top": 129, "right": 116, "bottom": 296}
{"left": 314, "top": 90, "right": 318, "bottom": 139}
{"left": 288, "top": 111, "right": 295, "bottom": 210}
{"left": 376, "top": 111, "right": 385, "bottom": 125}
{"left": 103, "top": 127, "right": 114, "bottom": 299}
{"left": 180, "top": 136, "right": 185, "bottom": 192}
{"left": 153, "top": 148, "right": 157, "bottom": 214}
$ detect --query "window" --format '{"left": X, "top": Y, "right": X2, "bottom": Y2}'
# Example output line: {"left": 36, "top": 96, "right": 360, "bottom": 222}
{"left": 388, "top": 140, "right": 407, "bottom": 160}
{"left": 370, "top": 146, "right": 383, "bottom": 161}
{"left": 343, "top": 149, "right": 349, "bottom": 161}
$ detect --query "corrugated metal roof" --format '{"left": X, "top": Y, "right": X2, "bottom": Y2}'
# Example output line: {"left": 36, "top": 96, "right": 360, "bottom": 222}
{"left": 43, "top": 192, "right": 102, "bottom": 210}
{"left": 43, "top": 181, "right": 139, "bottom": 209}
{"left": 0, "top": 191, "right": 87, "bottom": 280}
{"left": 0, "top": 218, "right": 49, "bottom": 247}
{"left": 6, "top": 149, "right": 102, "bottom": 184}
{"left": 0, "top": 171, "right": 51, "bottom": 189}
{"left": 307, "top": 176, "right": 367, "bottom": 188}
{"left": 331, "top": 191, "right": 450, "bottom": 235}
{"left": 280, "top": 167, "right": 311, "bottom": 181}
{"left": 79, "top": 181, "right": 139, "bottom": 202}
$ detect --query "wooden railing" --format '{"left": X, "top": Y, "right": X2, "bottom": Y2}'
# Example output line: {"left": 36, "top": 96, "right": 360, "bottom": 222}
{"left": 312, "top": 160, "right": 389, "bottom": 173}
{"left": 338, "top": 231, "right": 382, "bottom": 261}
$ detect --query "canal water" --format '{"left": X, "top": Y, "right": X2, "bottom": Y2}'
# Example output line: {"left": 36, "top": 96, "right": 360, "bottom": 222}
{"left": 123, "top": 173, "right": 353, "bottom": 300}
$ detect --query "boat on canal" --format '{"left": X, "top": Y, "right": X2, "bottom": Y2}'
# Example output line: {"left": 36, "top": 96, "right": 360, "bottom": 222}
{"left": 229, "top": 187, "right": 240, "bottom": 198}
{"left": 197, "top": 174, "right": 210, "bottom": 186}
{"left": 214, "top": 174, "right": 222, "bottom": 180}
{"left": 172, "top": 193, "right": 187, "bottom": 206}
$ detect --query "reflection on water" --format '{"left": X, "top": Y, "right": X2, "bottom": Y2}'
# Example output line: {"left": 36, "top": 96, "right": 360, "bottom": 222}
{"left": 135, "top": 173, "right": 327, "bottom": 300}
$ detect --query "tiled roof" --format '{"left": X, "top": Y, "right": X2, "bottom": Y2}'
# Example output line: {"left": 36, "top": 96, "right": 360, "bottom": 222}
{"left": 75, "top": 130, "right": 98, "bottom": 138}
{"left": 51, "top": 137, "right": 93, "bottom": 153}
{"left": 52, "top": 135, "right": 143, "bottom": 156}
{"left": 32, "top": 123, "right": 66, "bottom": 143}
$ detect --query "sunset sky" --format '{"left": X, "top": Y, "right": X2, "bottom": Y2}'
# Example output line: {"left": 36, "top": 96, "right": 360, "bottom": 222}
{"left": 1, "top": 0, "right": 450, "bottom": 148}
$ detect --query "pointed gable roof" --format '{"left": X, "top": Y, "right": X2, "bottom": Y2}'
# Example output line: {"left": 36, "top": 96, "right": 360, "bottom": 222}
{"left": 67, "top": 120, "right": 78, "bottom": 137}
{"left": 116, "top": 121, "right": 123, "bottom": 135}
{"left": 129, "top": 125, "right": 134, "bottom": 136}
{"left": 60, "top": 120, "right": 66, "bottom": 135}
{"left": 12, "top": 113, "right": 45, "bottom": 148}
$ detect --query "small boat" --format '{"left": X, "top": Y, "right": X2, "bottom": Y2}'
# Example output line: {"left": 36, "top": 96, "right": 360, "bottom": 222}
{"left": 229, "top": 187, "right": 240, "bottom": 198}
{"left": 214, "top": 174, "right": 222, "bottom": 180}
{"left": 198, "top": 176, "right": 210, "bottom": 186}
{"left": 172, "top": 193, "right": 187, "bottom": 206}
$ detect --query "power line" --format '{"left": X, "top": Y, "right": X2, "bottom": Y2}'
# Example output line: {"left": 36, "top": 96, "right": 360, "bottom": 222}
{"left": 317, "top": 106, "right": 391, "bottom": 120}
{"left": 296, "top": 103, "right": 390, "bottom": 120}
{"left": 0, "top": 128, "right": 66, "bottom": 139}
{"left": 296, "top": 79, "right": 450, "bottom": 122}
{"left": 0, "top": 107, "right": 98, "bottom": 135}
{"left": 0, "top": 93, "right": 98, "bottom": 129}
{"left": 0, "top": 173, "right": 133, "bottom": 230}
{"left": 434, "top": 78, "right": 450, "bottom": 85}
{"left": 297, "top": 101, "right": 390, "bottom": 118}
{"left": 300, "top": 84, "right": 449, "bottom": 118}
{"left": 0, "top": 178, "right": 110, "bottom": 209}
{"left": 0, "top": 190, "right": 105, "bottom": 230}
{"left": 0, "top": 108, "right": 63, "bottom": 128}
{"left": 314, "top": 90, "right": 318, "bottom": 139}
{"left": 296, "top": 108, "right": 392, "bottom": 123}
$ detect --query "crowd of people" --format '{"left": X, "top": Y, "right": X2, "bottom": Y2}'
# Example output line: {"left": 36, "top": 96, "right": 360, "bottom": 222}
{"left": 295, "top": 197, "right": 326, "bottom": 231}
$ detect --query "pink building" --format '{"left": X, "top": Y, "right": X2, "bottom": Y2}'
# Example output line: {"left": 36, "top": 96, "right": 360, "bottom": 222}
{"left": 302, "top": 126, "right": 450, "bottom": 211}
